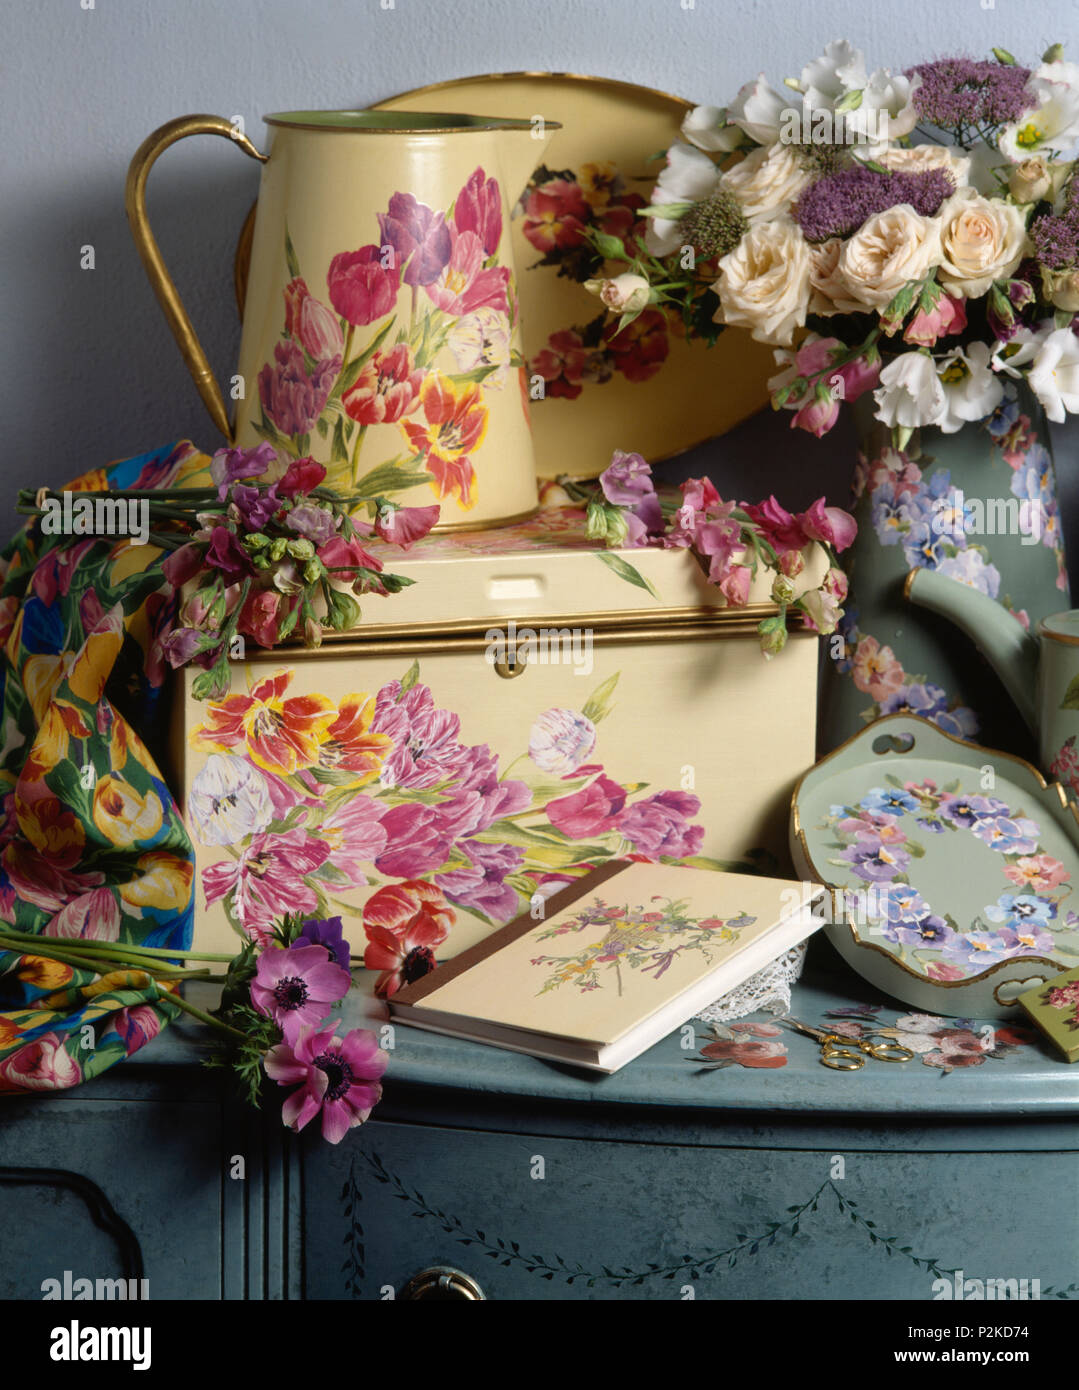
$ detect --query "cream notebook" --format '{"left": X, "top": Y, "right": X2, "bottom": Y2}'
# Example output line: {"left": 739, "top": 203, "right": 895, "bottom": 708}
{"left": 389, "top": 861, "right": 825, "bottom": 1073}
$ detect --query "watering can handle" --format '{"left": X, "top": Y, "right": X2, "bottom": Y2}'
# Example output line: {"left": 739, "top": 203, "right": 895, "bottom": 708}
{"left": 125, "top": 115, "right": 267, "bottom": 442}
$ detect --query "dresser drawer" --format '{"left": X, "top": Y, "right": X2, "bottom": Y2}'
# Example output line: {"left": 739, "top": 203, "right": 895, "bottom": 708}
{"left": 301, "top": 1118, "right": 1077, "bottom": 1300}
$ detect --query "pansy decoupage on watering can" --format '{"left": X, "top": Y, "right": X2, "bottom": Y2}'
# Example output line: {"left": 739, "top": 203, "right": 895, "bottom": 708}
{"left": 127, "top": 110, "right": 557, "bottom": 527}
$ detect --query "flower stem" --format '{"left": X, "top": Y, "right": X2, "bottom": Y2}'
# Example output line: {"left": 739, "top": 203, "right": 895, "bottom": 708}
{"left": 0, "top": 929, "right": 235, "bottom": 963}
{"left": 161, "top": 989, "right": 249, "bottom": 1041}
{"left": 350, "top": 425, "right": 368, "bottom": 488}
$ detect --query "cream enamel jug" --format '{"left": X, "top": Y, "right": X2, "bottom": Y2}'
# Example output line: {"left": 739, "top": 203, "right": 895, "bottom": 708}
{"left": 126, "top": 110, "right": 558, "bottom": 528}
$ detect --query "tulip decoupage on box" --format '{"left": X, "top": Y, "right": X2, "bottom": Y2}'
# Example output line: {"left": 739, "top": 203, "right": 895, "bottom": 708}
{"left": 174, "top": 509, "right": 826, "bottom": 964}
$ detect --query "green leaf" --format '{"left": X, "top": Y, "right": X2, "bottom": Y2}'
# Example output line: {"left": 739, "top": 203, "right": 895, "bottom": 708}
{"left": 352, "top": 460, "right": 434, "bottom": 499}
{"left": 582, "top": 671, "right": 620, "bottom": 724}
{"left": 447, "top": 364, "right": 500, "bottom": 386}
{"left": 284, "top": 226, "right": 301, "bottom": 281}
{"left": 1060, "top": 675, "right": 1079, "bottom": 711}
{"left": 330, "top": 414, "right": 350, "bottom": 465}
{"left": 594, "top": 551, "right": 660, "bottom": 601}
{"left": 338, "top": 317, "right": 397, "bottom": 393}
{"left": 398, "top": 660, "right": 420, "bottom": 697}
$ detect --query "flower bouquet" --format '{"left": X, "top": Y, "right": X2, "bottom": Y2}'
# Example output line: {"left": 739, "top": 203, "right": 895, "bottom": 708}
{"left": 569, "top": 450, "right": 856, "bottom": 651}
{"left": 0, "top": 909, "right": 385, "bottom": 1143}
{"left": 18, "top": 443, "right": 440, "bottom": 701}
{"left": 583, "top": 39, "right": 1079, "bottom": 441}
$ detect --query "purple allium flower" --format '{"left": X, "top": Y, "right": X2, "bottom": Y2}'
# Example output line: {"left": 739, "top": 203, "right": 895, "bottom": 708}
{"left": 1030, "top": 211, "right": 1079, "bottom": 271}
{"left": 294, "top": 915, "right": 351, "bottom": 970}
{"left": 906, "top": 56, "right": 1035, "bottom": 130}
{"left": 258, "top": 340, "right": 341, "bottom": 438}
{"left": 793, "top": 166, "right": 955, "bottom": 242}
{"left": 250, "top": 943, "right": 351, "bottom": 1044}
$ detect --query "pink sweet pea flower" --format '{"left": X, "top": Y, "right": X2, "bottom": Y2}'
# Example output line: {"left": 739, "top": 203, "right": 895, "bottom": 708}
{"left": 373, "top": 502, "right": 440, "bottom": 548}
{"left": 250, "top": 943, "right": 351, "bottom": 1044}
{"left": 278, "top": 456, "right": 327, "bottom": 498}
{"left": 718, "top": 562, "right": 752, "bottom": 606}
{"left": 264, "top": 1023, "right": 387, "bottom": 1143}
{"left": 798, "top": 497, "right": 857, "bottom": 553}
{"left": 740, "top": 496, "right": 809, "bottom": 557}
{"left": 791, "top": 391, "right": 840, "bottom": 438}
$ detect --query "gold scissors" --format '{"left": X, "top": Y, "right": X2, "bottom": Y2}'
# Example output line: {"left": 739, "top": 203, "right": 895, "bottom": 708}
{"left": 780, "top": 1017, "right": 915, "bottom": 1071}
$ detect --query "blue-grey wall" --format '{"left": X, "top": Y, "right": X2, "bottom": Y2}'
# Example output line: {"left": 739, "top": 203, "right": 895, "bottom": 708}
{"left": 2, "top": 0, "right": 1077, "bottom": 567}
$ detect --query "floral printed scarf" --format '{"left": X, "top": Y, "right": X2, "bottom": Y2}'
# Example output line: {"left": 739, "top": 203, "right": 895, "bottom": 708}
{"left": 0, "top": 441, "right": 209, "bottom": 1093}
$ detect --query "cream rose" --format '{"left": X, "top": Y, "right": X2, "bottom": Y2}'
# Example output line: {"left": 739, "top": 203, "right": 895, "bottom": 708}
{"left": 714, "top": 217, "right": 811, "bottom": 346}
{"left": 719, "top": 142, "right": 813, "bottom": 222}
{"left": 837, "top": 205, "right": 943, "bottom": 310}
{"left": 1045, "top": 267, "right": 1079, "bottom": 313}
{"left": 871, "top": 144, "right": 971, "bottom": 188}
{"left": 808, "top": 237, "right": 867, "bottom": 315}
{"left": 937, "top": 188, "right": 1028, "bottom": 298}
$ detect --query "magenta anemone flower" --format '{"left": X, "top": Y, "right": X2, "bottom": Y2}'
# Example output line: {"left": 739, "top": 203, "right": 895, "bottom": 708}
{"left": 250, "top": 943, "right": 351, "bottom": 1044}
{"left": 264, "top": 1023, "right": 387, "bottom": 1143}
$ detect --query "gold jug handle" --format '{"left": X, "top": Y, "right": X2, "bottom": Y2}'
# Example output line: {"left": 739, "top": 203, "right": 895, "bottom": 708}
{"left": 125, "top": 115, "right": 267, "bottom": 442}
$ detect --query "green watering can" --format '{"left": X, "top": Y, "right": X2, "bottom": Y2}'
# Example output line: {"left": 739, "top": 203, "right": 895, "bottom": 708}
{"left": 906, "top": 566, "right": 1079, "bottom": 796}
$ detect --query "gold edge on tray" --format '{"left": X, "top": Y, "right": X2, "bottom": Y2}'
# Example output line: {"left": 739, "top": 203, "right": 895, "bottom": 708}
{"left": 790, "top": 712, "right": 1079, "bottom": 988}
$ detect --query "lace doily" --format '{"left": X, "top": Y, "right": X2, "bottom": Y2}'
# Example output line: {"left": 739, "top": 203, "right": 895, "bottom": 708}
{"left": 695, "top": 942, "right": 808, "bottom": 1025}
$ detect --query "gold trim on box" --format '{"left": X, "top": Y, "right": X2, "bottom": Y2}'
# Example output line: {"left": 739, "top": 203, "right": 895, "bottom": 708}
{"left": 790, "top": 712, "right": 1079, "bottom": 990}
{"left": 240, "top": 616, "right": 812, "bottom": 663}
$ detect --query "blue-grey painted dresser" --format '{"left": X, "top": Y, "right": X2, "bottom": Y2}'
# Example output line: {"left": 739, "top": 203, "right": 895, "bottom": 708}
{"left": 1, "top": 948, "right": 1076, "bottom": 1300}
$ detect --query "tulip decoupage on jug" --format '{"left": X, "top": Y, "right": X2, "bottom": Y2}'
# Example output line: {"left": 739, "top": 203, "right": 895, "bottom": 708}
{"left": 127, "top": 110, "right": 554, "bottom": 528}
{"left": 172, "top": 516, "right": 827, "bottom": 963}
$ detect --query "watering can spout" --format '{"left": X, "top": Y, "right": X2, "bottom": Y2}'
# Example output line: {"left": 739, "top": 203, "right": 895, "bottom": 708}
{"left": 905, "top": 569, "right": 1040, "bottom": 732}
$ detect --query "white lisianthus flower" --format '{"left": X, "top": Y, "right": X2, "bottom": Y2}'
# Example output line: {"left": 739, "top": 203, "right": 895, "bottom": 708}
{"left": 870, "top": 143, "right": 972, "bottom": 187}
{"left": 838, "top": 205, "right": 943, "bottom": 310}
{"left": 189, "top": 753, "right": 272, "bottom": 846}
{"left": 681, "top": 104, "right": 743, "bottom": 153}
{"left": 799, "top": 39, "right": 868, "bottom": 110}
{"left": 1028, "top": 326, "right": 1079, "bottom": 422}
{"left": 844, "top": 70, "right": 922, "bottom": 153}
{"left": 936, "top": 188, "right": 1028, "bottom": 298}
{"left": 935, "top": 342, "right": 1004, "bottom": 433}
{"left": 727, "top": 73, "right": 791, "bottom": 145}
{"left": 644, "top": 141, "right": 721, "bottom": 256}
{"left": 990, "top": 326, "right": 1044, "bottom": 377}
{"left": 873, "top": 352, "right": 947, "bottom": 429}
{"left": 714, "top": 217, "right": 811, "bottom": 346}
{"left": 999, "top": 61, "right": 1079, "bottom": 162}
{"left": 719, "top": 142, "right": 813, "bottom": 221}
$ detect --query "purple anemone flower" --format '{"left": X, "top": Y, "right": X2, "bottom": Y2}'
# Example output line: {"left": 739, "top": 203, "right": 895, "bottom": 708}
{"left": 250, "top": 943, "right": 351, "bottom": 1044}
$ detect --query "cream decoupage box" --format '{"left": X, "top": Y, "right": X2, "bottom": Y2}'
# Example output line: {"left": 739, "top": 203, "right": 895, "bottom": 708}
{"left": 172, "top": 505, "right": 826, "bottom": 959}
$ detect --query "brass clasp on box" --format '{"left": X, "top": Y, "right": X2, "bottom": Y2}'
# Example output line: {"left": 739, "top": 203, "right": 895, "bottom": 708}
{"left": 493, "top": 646, "right": 527, "bottom": 680}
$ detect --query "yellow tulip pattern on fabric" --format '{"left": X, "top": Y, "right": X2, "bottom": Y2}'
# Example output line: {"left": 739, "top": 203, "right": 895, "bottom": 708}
{"left": 0, "top": 441, "right": 206, "bottom": 1094}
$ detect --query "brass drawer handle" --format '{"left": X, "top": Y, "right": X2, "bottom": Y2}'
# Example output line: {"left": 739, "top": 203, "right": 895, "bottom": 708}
{"left": 399, "top": 1265, "right": 486, "bottom": 1300}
